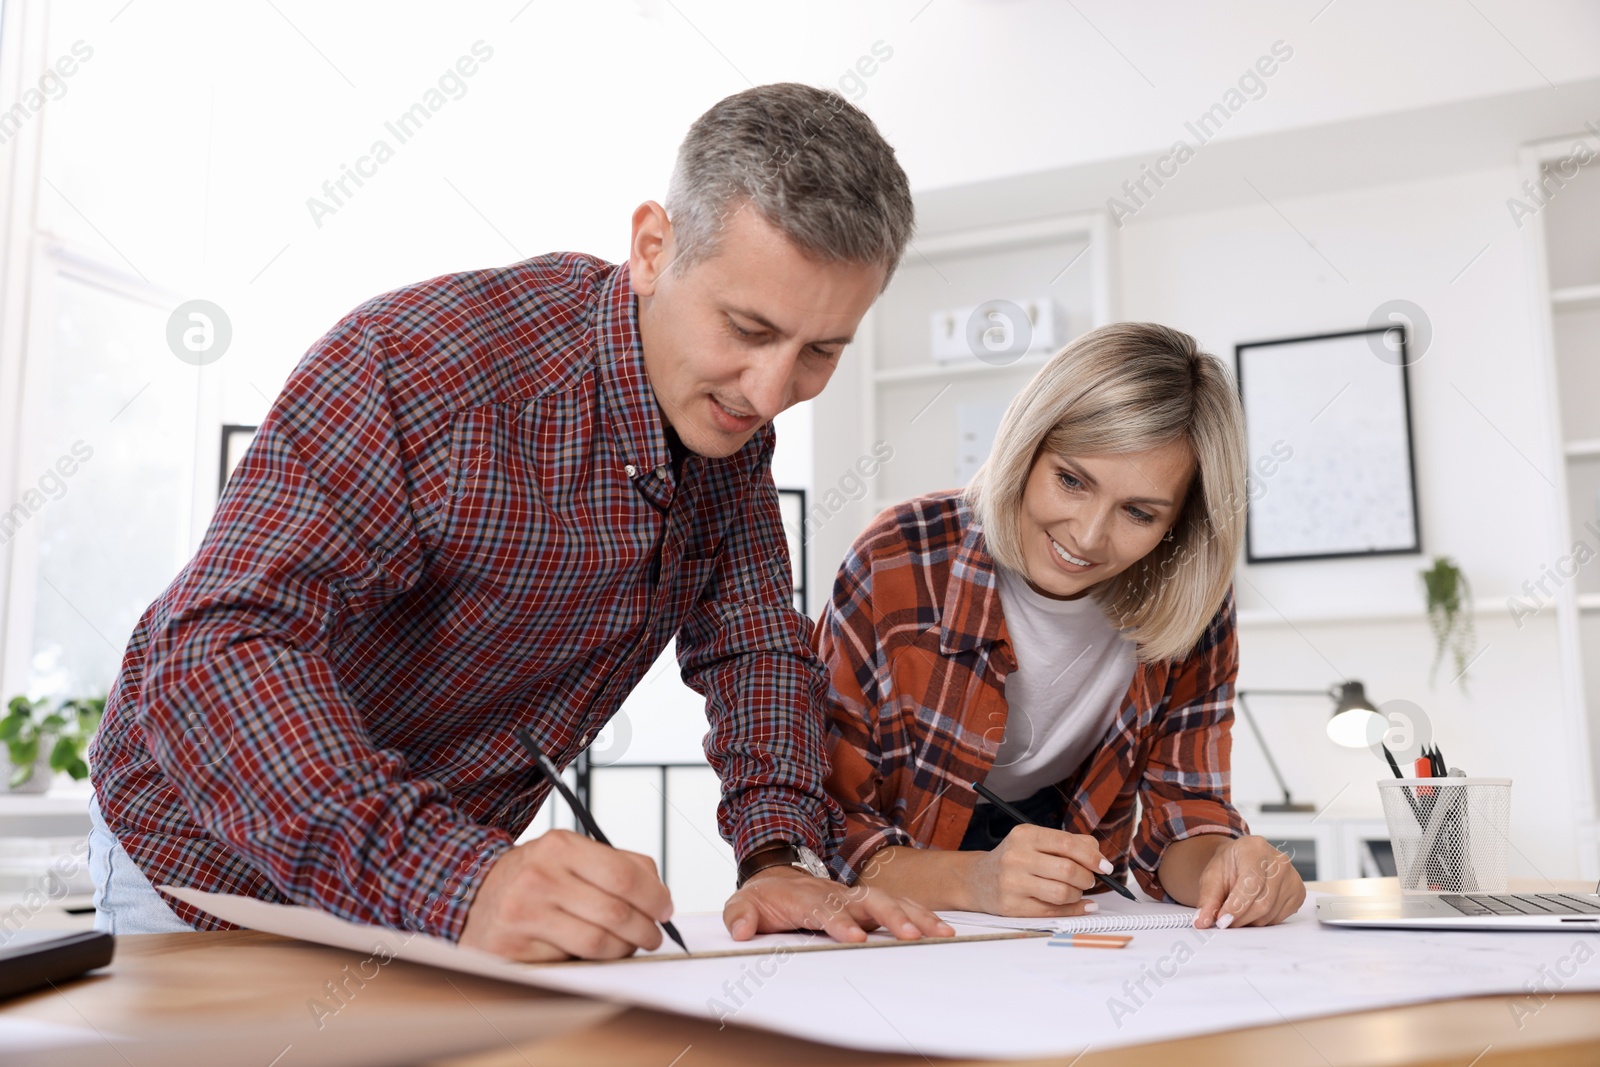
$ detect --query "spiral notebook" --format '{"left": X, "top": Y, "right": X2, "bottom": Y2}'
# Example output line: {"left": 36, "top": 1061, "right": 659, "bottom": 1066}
{"left": 939, "top": 896, "right": 1199, "bottom": 934}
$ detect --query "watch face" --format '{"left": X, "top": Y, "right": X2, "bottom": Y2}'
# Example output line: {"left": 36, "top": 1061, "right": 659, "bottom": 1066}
{"left": 794, "top": 845, "right": 829, "bottom": 880}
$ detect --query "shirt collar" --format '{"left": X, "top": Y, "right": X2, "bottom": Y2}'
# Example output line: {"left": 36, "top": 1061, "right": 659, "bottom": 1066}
{"left": 939, "top": 504, "right": 1012, "bottom": 656}
{"left": 592, "top": 261, "right": 674, "bottom": 483}
{"left": 590, "top": 260, "right": 776, "bottom": 503}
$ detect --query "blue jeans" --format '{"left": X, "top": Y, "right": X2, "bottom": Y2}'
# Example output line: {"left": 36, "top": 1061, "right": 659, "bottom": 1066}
{"left": 87, "top": 794, "right": 193, "bottom": 934}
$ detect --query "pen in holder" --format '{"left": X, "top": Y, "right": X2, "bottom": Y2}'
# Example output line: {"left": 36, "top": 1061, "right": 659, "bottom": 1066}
{"left": 1377, "top": 777, "right": 1511, "bottom": 895}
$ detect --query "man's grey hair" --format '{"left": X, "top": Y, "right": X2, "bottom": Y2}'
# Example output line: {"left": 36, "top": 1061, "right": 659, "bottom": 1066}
{"left": 664, "top": 82, "right": 914, "bottom": 288}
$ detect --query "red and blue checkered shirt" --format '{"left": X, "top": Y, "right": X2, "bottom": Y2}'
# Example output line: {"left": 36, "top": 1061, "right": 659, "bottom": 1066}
{"left": 89, "top": 253, "right": 843, "bottom": 939}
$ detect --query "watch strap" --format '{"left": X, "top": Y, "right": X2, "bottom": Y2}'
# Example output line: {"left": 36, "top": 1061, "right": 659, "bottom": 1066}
{"left": 736, "top": 843, "right": 801, "bottom": 889}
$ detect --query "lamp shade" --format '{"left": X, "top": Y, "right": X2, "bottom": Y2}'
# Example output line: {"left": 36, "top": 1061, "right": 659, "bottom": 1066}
{"left": 1325, "top": 680, "right": 1381, "bottom": 748}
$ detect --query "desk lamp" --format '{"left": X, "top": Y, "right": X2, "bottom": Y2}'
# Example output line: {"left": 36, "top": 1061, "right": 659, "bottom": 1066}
{"left": 1235, "top": 681, "right": 1382, "bottom": 813}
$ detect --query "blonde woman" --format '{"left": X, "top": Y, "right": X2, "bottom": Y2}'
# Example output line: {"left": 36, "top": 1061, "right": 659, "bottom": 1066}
{"left": 818, "top": 322, "right": 1305, "bottom": 928}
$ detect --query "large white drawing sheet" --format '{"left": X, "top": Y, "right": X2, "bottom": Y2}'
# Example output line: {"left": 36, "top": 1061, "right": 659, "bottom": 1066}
{"left": 165, "top": 887, "right": 1600, "bottom": 1060}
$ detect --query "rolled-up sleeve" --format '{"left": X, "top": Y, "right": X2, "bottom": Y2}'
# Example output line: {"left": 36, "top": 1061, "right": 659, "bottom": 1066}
{"left": 135, "top": 314, "right": 512, "bottom": 939}
{"left": 1129, "top": 589, "right": 1249, "bottom": 900}
{"left": 677, "top": 436, "right": 845, "bottom": 868}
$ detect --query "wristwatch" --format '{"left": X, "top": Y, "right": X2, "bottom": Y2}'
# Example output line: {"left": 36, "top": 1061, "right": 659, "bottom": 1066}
{"left": 736, "top": 842, "right": 829, "bottom": 888}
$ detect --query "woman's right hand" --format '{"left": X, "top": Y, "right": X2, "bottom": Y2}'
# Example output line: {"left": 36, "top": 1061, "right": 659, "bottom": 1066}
{"left": 969, "top": 824, "right": 1114, "bottom": 917}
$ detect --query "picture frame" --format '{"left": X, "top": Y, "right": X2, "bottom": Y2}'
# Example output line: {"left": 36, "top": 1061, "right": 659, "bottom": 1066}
{"left": 218, "top": 424, "right": 257, "bottom": 500}
{"left": 1235, "top": 327, "right": 1422, "bottom": 563}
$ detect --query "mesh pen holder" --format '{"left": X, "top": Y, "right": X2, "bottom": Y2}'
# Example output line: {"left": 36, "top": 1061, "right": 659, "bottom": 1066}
{"left": 1377, "top": 777, "right": 1511, "bottom": 895}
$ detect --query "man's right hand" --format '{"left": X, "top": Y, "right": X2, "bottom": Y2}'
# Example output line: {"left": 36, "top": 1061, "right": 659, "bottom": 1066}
{"left": 458, "top": 829, "right": 674, "bottom": 961}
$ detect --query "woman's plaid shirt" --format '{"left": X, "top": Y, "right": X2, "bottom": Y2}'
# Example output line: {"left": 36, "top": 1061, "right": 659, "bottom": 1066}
{"left": 89, "top": 254, "right": 842, "bottom": 939}
{"left": 816, "top": 491, "right": 1247, "bottom": 898}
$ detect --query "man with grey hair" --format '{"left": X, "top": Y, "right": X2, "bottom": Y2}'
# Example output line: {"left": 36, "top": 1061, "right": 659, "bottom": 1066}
{"left": 87, "top": 82, "right": 952, "bottom": 959}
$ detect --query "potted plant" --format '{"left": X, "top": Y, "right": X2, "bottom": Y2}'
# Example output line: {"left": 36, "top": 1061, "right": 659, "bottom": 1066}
{"left": 0, "top": 694, "right": 104, "bottom": 793}
{"left": 1420, "top": 556, "right": 1474, "bottom": 692}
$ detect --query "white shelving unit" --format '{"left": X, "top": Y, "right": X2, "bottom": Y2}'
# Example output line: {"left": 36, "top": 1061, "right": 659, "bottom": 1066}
{"left": 866, "top": 212, "right": 1113, "bottom": 513}
{"left": 1551, "top": 283, "right": 1600, "bottom": 312}
{"left": 872, "top": 352, "right": 1055, "bottom": 385}
{"left": 1520, "top": 133, "right": 1600, "bottom": 875}
{"left": 808, "top": 212, "right": 1114, "bottom": 599}
{"left": 812, "top": 212, "right": 1113, "bottom": 604}
{"left": 1245, "top": 810, "right": 1394, "bottom": 882}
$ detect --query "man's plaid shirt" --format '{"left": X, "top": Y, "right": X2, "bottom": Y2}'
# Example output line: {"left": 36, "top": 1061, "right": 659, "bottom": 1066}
{"left": 90, "top": 254, "right": 842, "bottom": 939}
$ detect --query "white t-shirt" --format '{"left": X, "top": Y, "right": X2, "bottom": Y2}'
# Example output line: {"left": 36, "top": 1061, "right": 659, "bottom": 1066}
{"left": 981, "top": 565, "right": 1138, "bottom": 803}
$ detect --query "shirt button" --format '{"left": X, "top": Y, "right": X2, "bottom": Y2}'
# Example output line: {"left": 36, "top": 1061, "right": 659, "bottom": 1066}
{"left": 654, "top": 465, "right": 667, "bottom": 479}
{"left": 579, "top": 732, "right": 592, "bottom": 747}
{"left": 624, "top": 464, "right": 638, "bottom": 478}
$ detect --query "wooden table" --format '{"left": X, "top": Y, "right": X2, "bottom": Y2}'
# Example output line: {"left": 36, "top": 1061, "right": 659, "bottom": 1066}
{"left": 3, "top": 879, "right": 1598, "bottom": 1066}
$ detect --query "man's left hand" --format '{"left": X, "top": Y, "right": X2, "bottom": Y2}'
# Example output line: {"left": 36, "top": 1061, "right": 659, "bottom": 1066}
{"left": 722, "top": 866, "right": 955, "bottom": 942}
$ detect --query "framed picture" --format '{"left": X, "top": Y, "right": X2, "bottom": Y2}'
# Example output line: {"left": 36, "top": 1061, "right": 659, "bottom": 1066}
{"left": 218, "top": 424, "right": 257, "bottom": 499}
{"left": 776, "top": 487, "right": 809, "bottom": 614}
{"left": 1235, "top": 327, "right": 1422, "bottom": 563}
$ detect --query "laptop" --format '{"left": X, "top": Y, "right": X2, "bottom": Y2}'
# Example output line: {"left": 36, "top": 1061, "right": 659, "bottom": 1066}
{"left": 1318, "top": 890, "right": 1600, "bottom": 930}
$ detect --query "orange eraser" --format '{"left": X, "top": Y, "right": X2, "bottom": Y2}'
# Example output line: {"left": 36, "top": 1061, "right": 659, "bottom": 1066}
{"left": 1048, "top": 934, "right": 1132, "bottom": 949}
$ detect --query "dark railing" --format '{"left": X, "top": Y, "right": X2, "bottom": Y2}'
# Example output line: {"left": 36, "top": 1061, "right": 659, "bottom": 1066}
{"left": 571, "top": 759, "right": 717, "bottom": 873}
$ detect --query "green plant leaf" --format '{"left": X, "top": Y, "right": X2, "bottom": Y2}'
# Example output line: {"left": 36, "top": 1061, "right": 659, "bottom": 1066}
{"left": 0, "top": 713, "right": 23, "bottom": 742}
{"left": 49, "top": 735, "right": 78, "bottom": 772}
{"left": 40, "top": 713, "right": 67, "bottom": 732}
{"left": 1420, "top": 556, "right": 1475, "bottom": 693}
{"left": 66, "top": 758, "right": 89, "bottom": 780}
{"left": 8, "top": 763, "right": 34, "bottom": 789}
{"left": 9, "top": 737, "right": 38, "bottom": 768}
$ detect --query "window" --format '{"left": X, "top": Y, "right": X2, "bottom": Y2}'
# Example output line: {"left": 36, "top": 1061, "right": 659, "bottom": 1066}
{"left": 1, "top": 247, "right": 213, "bottom": 701}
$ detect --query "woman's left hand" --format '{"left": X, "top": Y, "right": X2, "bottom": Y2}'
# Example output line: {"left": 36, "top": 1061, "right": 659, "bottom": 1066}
{"left": 1193, "top": 835, "right": 1305, "bottom": 928}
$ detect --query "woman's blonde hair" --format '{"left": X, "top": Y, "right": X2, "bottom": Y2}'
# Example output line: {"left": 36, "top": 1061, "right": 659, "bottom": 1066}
{"left": 965, "top": 322, "right": 1247, "bottom": 663}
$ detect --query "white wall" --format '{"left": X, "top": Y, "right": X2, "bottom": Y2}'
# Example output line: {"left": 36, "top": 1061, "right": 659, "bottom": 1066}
{"left": 27, "top": 0, "right": 1600, "bottom": 438}
{"left": 1118, "top": 166, "right": 1586, "bottom": 879}
{"left": 882, "top": 0, "right": 1600, "bottom": 191}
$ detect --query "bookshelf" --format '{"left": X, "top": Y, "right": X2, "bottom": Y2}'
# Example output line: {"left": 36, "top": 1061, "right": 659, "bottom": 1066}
{"left": 867, "top": 213, "right": 1112, "bottom": 513}
{"left": 807, "top": 212, "right": 1114, "bottom": 601}
{"left": 1520, "top": 133, "right": 1600, "bottom": 873}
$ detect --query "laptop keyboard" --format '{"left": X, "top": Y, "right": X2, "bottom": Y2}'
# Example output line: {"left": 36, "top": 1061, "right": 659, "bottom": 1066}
{"left": 1440, "top": 893, "right": 1600, "bottom": 917}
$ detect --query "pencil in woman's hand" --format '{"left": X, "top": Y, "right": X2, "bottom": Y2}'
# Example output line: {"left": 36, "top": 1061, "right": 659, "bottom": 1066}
{"left": 970, "top": 781, "right": 1136, "bottom": 901}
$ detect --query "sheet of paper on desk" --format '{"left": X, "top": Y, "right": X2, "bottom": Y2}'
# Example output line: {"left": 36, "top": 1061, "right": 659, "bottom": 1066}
{"left": 164, "top": 887, "right": 1600, "bottom": 1060}
{"left": 160, "top": 886, "right": 1037, "bottom": 965}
